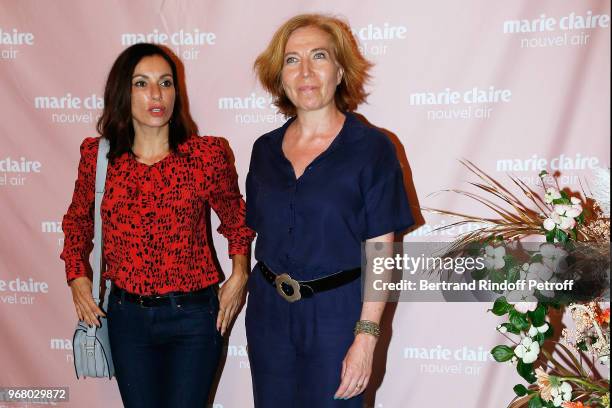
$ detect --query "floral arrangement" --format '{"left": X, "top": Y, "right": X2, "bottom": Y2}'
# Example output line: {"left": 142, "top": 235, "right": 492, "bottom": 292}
{"left": 425, "top": 162, "right": 610, "bottom": 408}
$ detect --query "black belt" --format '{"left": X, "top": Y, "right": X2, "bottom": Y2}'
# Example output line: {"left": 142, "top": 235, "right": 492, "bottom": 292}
{"left": 111, "top": 285, "right": 215, "bottom": 308}
{"left": 259, "top": 262, "right": 361, "bottom": 303}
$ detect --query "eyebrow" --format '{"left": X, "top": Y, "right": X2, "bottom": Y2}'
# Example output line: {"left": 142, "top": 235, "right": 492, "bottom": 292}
{"left": 283, "top": 47, "right": 330, "bottom": 57}
{"left": 132, "top": 73, "right": 173, "bottom": 79}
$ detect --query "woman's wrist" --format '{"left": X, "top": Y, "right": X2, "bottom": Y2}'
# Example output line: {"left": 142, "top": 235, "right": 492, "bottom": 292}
{"left": 354, "top": 332, "right": 378, "bottom": 348}
{"left": 230, "top": 254, "right": 249, "bottom": 279}
{"left": 354, "top": 320, "right": 381, "bottom": 338}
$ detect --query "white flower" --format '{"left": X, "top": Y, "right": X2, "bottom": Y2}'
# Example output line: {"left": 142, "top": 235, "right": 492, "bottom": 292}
{"left": 514, "top": 336, "right": 540, "bottom": 364}
{"left": 570, "top": 197, "right": 581, "bottom": 205}
{"left": 507, "top": 290, "right": 538, "bottom": 313}
{"left": 540, "top": 244, "right": 568, "bottom": 273}
{"left": 544, "top": 188, "right": 561, "bottom": 204}
{"left": 550, "top": 381, "right": 572, "bottom": 406}
{"left": 543, "top": 214, "right": 558, "bottom": 231}
{"left": 484, "top": 245, "right": 506, "bottom": 269}
{"left": 543, "top": 210, "right": 576, "bottom": 232}
{"left": 519, "top": 263, "right": 532, "bottom": 280}
{"left": 559, "top": 214, "right": 576, "bottom": 230}
{"left": 497, "top": 324, "right": 508, "bottom": 334}
{"left": 528, "top": 262, "right": 554, "bottom": 281}
{"left": 554, "top": 203, "right": 582, "bottom": 219}
{"left": 528, "top": 323, "right": 549, "bottom": 338}
{"left": 520, "top": 262, "right": 556, "bottom": 297}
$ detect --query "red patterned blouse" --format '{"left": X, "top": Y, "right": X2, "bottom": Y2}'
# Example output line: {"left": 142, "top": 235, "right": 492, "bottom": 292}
{"left": 60, "top": 135, "right": 255, "bottom": 295}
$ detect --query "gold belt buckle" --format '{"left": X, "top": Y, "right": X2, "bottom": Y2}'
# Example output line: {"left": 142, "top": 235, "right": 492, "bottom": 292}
{"left": 274, "top": 273, "right": 302, "bottom": 303}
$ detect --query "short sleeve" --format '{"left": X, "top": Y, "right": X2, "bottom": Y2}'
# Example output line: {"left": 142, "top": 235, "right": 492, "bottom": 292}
{"left": 361, "top": 135, "right": 414, "bottom": 239}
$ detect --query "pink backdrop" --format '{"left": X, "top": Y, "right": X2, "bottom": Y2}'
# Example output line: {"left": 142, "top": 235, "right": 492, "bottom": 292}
{"left": 1, "top": 1, "right": 609, "bottom": 407}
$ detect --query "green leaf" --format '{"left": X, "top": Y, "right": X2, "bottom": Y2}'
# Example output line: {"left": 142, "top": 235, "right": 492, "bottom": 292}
{"left": 491, "top": 345, "right": 515, "bottom": 362}
{"left": 528, "top": 304, "right": 547, "bottom": 326}
{"left": 471, "top": 267, "right": 487, "bottom": 280}
{"left": 510, "top": 309, "right": 530, "bottom": 331}
{"left": 467, "top": 244, "right": 481, "bottom": 256}
{"left": 513, "top": 384, "right": 529, "bottom": 397}
{"left": 577, "top": 340, "right": 588, "bottom": 351}
{"left": 531, "top": 254, "right": 543, "bottom": 263}
{"left": 560, "top": 191, "right": 569, "bottom": 199}
{"left": 569, "top": 228, "right": 577, "bottom": 241}
{"left": 507, "top": 266, "right": 521, "bottom": 284}
{"left": 490, "top": 268, "right": 507, "bottom": 285}
{"left": 534, "top": 332, "right": 546, "bottom": 346}
{"left": 501, "top": 322, "right": 521, "bottom": 335}
{"left": 492, "top": 296, "right": 511, "bottom": 316}
{"left": 545, "top": 230, "right": 555, "bottom": 243}
{"left": 503, "top": 254, "right": 518, "bottom": 269}
{"left": 517, "top": 360, "right": 537, "bottom": 383}
{"left": 555, "top": 229, "right": 568, "bottom": 243}
{"left": 538, "top": 170, "right": 548, "bottom": 177}
{"left": 543, "top": 325, "right": 554, "bottom": 339}
{"left": 527, "top": 395, "right": 544, "bottom": 408}
{"left": 552, "top": 197, "right": 570, "bottom": 205}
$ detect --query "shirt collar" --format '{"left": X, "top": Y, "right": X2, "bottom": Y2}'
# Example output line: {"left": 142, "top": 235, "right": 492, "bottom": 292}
{"left": 270, "top": 111, "right": 361, "bottom": 147}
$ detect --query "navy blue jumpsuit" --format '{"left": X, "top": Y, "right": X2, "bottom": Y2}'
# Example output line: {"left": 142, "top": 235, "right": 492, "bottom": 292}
{"left": 245, "top": 112, "right": 414, "bottom": 407}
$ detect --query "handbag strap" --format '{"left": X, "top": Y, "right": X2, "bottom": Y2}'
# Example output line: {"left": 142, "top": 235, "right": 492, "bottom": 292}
{"left": 92, "top": 137, "right": 110, "bottom": 306}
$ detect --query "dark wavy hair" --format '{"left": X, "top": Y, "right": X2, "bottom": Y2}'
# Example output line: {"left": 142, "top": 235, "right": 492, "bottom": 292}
{"left": 97, "top": 43, "right": 197, "bottom": 161}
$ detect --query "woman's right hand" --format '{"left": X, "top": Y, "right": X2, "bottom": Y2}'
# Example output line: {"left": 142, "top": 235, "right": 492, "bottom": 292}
{"left": 69, "top": 276, "right": 106, "bottom": 327}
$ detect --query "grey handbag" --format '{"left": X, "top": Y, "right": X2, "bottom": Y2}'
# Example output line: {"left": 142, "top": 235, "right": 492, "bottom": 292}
{"left": 72, "top": 137, "right": 115, "bottom": 379}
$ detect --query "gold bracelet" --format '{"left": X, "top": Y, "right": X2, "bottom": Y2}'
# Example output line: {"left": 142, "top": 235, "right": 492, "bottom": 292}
{"left": 353, "top": 320, "right": 380, "bottom": 337}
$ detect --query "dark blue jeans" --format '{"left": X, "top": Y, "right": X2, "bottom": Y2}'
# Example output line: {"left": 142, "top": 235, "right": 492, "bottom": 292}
{"left": 107, "top": 286, "right": 222, "bottom": 408}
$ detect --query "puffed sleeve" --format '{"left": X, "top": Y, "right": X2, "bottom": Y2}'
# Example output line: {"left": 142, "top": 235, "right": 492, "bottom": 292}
{"left": 206, "top": 138, "right": 256, "bottom": 256}
{"left": 361, "top": 135, "right": 414, "bottom": 239}
{"left": 60, "top": 137, "right": 99, "bottom": 283}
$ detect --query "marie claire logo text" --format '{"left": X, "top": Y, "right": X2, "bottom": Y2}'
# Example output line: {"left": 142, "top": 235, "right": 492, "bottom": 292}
{"left": 217, "top": 93, "right": 284, "bottom": 125}
{"left": 33, "top": 93, "right": 103, "bottom": 125}
{"left": 224, "top": 343, "right": 250, "bottom": 369}
{"left": 352, "top": 23, "right": 408, "bottom": 57}
{"left": 403, "top": 345, "right": 495, "bottom": 376}
{"left": 409, "top": 86, "right": 512, "bottom": 121}
{"left": 42, "top": 221, "right": 64, "bottom": 251}
{"left": 408, "top": 221, "right": 484, "bottom": 239}
{"left": 496, "top": 153, "right": 601, "bottom": 186}
{"left": 0, "top": 277, "right": 49, "bottom": 306}
{"left": 0, "top": 156, "right": 42, "bottom": 187}
{"left": 0, "top": 27, "right": 35, "bottom": 60}
{"left": 503, "top": 10, "right": 610, "bottom": 48}
{"left": 121, "top": 29, "right": 216, "bottom": 60}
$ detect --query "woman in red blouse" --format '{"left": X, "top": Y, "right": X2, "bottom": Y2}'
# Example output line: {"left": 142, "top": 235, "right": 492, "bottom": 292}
{"left": 61, "top": 43, "right": 254, "bottom": 407}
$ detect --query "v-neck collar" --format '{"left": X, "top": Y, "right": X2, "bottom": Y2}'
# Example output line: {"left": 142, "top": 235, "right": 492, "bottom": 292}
{"left": 273, "top": 112, "right": 353, "bottom": 181}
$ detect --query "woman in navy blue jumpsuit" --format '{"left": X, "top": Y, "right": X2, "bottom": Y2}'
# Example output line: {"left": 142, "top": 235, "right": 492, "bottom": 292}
{"left": 245, "top": 14, "right": 414, "bottom": 407}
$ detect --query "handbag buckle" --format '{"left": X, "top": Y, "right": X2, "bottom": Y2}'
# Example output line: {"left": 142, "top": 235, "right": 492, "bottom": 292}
{"left": 274, "top": 273, "right": 302, "bottom": 303}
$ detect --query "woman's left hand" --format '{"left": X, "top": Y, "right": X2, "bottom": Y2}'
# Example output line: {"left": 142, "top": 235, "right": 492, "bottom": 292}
{"left": 216, "top": 272, "right": 248, "bottom": 336}
{"left": 334, "top": 333, "right": 377, "bottom": 400}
